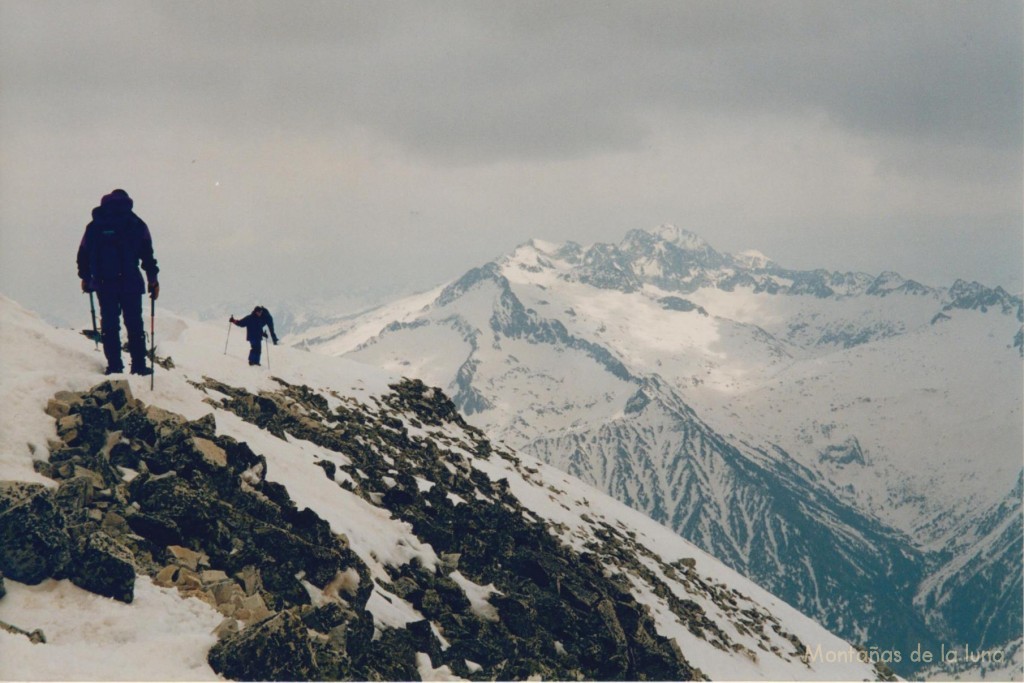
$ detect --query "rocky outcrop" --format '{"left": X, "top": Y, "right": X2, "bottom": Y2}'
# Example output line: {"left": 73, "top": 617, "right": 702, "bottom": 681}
{"left": 5, "top": 380, "right": 399, "bottom": 678}
{"left": 0, "top": 482, "right": 73, "bottom": 584}
{"left": 8, "top": 377, "right": 715, "bottom": 680}
{"left": 193, "top": 375, "right": 750, "bottom": 680}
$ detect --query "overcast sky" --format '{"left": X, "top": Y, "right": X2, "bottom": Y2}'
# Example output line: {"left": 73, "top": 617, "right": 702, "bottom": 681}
{"left": 1, "top": 0, "right": 1021, "bottom": 327}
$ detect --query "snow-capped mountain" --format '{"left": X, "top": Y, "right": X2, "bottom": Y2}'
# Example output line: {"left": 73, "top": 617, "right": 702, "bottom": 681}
{"left": 291, "top": 225, "right": 1023, "bottom": 679}
{"left": 0, "top": 293, "right": 893, "bottom": 681}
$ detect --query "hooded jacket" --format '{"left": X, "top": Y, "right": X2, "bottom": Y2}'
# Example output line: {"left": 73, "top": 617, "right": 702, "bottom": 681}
{"left": 77, "top": 190, "right": 158, "bottom": 294}
{"left": 234, "top": 308, "right": 278, "bottom": 345}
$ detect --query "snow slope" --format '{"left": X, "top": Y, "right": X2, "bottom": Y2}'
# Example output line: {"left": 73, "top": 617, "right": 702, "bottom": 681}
{"left": 0, "top": 293, "right": 887, "bottom": 681}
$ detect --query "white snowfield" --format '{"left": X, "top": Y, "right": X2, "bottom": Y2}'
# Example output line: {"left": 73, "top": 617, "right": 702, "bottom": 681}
{"left": 0, "top": 294, "right": 882, "bottom": 680}
{"left": 325, "top": 233, "right": 1021, "bottom": 547}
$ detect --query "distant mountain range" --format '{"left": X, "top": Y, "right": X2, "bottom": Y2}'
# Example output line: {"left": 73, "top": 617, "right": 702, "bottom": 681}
{"left": 291, "top": 225, "right": 1023, "bottom": 678}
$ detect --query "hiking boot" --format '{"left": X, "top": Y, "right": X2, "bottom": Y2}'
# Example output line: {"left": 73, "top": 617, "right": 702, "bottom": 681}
{"left": 130, "top": 366, "right": 153, "bottom": 376}
{"left": 104, "top": 366, "right": 124, "bottom": 375}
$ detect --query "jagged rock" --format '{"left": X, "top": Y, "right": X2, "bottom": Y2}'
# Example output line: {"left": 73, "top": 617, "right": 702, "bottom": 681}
{"left": 234, "top": 565, "right": 264, "bottom": 596}
{"left": 207, "top": 609, "right": 320, "bottom": 681}
{"left": 302, "top": 601, "right": 373, "bottom": 653}
{"left": 100, "top": 510, "right": 130, "bottom": 535}
{"left": 57, "top": 413, "right": 83, "bottom": 437}
{"left": 144, "top": 404, "right": 186, "bottom": 428}
{"left": 212, "top": 617, "right": 240, "bottom": 641}
{"left": 192, "top": 437, "right": 227, "bottom": 468}
{"left": 210, "top": 578, "right": 244, "bottom": 607}
{"left": 439, "top": 552, "right": 460, "bottom": 573}
{"left": 108, "top": 439, "right": 142, "bottom": 469}
{"left": 314, "top": 459, "right": 336, "bottom": 481}
{"left": 188, "top": 413, "right": 217, "bottom": 439}
{"left": 53, "top": 475, "right": 95, "bottom": 519}
{"left": 154, "top": 564, "right": 181, "bottom": 587}
{"left": 364, "top": 627, "right": 421, "bottom": 681}
{"left": 71, "top": 466, "right": 106, "bottom": 490}
{"left": 0, "top": 484, "right": 71, "bottom": 583}
{"left": 90, "top": 379, "right": 133, "bottom": 409}
{"left": 167, "top": 544, "right": 205, "bottom": 571}
{"left": 126, "top": 510, "right": 182, "bottom": 547}
{"left": 45, "top": 398, "right": 71, "bottom": 419}
{"left": 232, "top": 592, "right": 273, "bottom": 623}
{"left": 70, "top": 531, "right": 136, "bottom": 603}
{"left": 201, "top": 569, "right": 230, "bottom": 583}
{"left": 73, "top": 404, "right": 118, "bottom": 452}
{"left": 0, "top": 481, "right": 47, "bottom": 512}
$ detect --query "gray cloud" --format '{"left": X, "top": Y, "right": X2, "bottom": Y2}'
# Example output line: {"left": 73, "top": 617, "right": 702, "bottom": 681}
{"left": 7, "top": 1, "right": 1017, "bottom": 161}
{"left": 1, "top": 0, "right": 1020, "bottom": 327}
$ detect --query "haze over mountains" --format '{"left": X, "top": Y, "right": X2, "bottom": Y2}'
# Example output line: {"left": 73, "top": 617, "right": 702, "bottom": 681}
{"left": 292, "top": 225, "right": 1023, "bottom": 678}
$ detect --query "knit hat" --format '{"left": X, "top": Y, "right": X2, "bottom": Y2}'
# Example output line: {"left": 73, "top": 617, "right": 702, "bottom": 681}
{"left": 100, "top": 189, "right": 133, "bottom": 210}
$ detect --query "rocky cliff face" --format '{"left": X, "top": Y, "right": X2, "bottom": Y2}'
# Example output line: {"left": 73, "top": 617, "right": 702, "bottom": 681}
{"left": 0, "top": 372, "right": 886, "bottom": 681}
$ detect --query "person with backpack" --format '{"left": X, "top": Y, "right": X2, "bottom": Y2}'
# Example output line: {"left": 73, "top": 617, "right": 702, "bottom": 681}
{"left": 229, "top": 306, "right": 279, "bottom": 366}
{"left": 77, "top": 189, "right": 159, "bottom": 376}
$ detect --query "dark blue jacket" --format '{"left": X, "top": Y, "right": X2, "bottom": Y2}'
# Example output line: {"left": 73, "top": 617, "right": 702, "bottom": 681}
{"left": 77, "top": 191, "right": 158, "bottom": 294}
{"left": 234, "top": 309, "right": 278, "bottom": 344}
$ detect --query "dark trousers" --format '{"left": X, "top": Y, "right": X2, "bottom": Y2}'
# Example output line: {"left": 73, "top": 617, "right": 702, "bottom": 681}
{"left": 248, "top": 341, "right": 262, "bottom": 365}
{"left": 98, "top": 290, "right": 146, "bottom": 371}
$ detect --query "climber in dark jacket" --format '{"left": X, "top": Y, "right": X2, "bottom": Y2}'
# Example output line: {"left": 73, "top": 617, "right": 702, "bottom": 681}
{"left": 230, "top": 306, "right": 278, "bottom": 366}
{"left": 77, "top": 189, "right": 159, "bottom": 376}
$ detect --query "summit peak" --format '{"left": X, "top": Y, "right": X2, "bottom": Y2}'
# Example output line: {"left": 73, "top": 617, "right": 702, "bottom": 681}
{"left": 642, "top": 224, "right": 710, "bottom": 250}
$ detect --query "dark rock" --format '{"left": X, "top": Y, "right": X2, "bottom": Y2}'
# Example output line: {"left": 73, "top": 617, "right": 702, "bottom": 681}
{"left": 0, "top": 481, "right": 47, "bottom": 513}
{"left": 314, "top": 459, "right": 336, "bottom": 481}
{"left": 187, "top": 413, "right": 217, "bottom": 439}
{"left": 301, "top": 601, "right": 373, "bottom": 655}
{"left": 70, "top": 531, "right": 136, "bottom": 603}
{"left": 659, "top": 296, "right": 708, "bottom": 315}
{"left": 108, "top": 440, "right": 141, "bottom": 469}
{"left": 89, "top": 380, "right": 133, "bottom": 422}
{"left": 363, "top": 627, "right": 420, "bottom": 681}
{"left": 208, "top": 609, "right": 320, "bottom": 681}
{"left": 53, "top": 476, "right": 95, "bottom": 519}
{"left": 131, "top": 474, "right": 215, "bottom": 539}
{"left": 406, "top": 618, "right": 443, "bottom": 661}
{"left": 0, "top": 485, "right": 72, "bottom": 583}
{"left": 72, "top": 404, "right": 117, "bottom": 452}
{"left": 119, "top": 409, "right": 157, "bottom": 445}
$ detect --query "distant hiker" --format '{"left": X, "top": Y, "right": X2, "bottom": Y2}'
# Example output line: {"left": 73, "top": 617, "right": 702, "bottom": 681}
{"left": 230, "top": 306, "right": 278, "bottom": 366}
{"left": 77, "top": 189, "right": 159, "bottom": 376}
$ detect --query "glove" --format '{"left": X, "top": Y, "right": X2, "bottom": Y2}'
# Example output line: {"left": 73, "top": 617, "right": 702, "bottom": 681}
{"left": 148, "top": 282, "right": 160, "bottom": 300}
{"left": 81, "top": 279, "right": 93, "bottom": 293}
{"left": 273, "top": 338, "right": 279, "bottom": 346}
{"left": 230, "top": 316, "right": 236, "bottom": 323}
{"left": 263, "top": 331, "right": 269, "bottom": 339}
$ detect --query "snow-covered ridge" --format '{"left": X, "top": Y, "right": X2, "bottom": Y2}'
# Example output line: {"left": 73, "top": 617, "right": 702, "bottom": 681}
{"left": 288, "top": 225, "right": 1023, "bottom": 680}
{"left": 0, "top": 293, "right": 887, "bottom": 681}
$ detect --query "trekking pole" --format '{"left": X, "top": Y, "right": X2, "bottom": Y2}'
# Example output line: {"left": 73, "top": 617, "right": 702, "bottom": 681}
{"left": 265, "top": 335, "right": 271, "bottom": 371}
{"left": 88, "top": 292, "right": 99, "bottom": 350}
{"left": 149, "top": 296, "right": 156, "bottom": 391}
{"left": 224, "top": 320, "right": 232, "bottom": 354}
